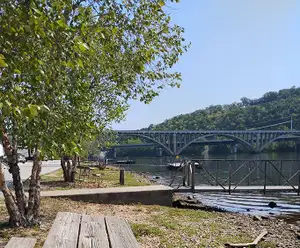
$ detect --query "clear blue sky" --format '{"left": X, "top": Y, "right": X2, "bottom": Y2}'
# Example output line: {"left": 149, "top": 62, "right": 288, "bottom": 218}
{"left": 112, "top": 0, "right": 300, "bottom": 130}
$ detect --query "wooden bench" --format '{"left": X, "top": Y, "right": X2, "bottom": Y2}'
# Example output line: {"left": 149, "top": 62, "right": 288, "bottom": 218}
{"left": 43, "top": 212, "right": 139, "bottom": 248}
{"left": 5, "top": 237, "right": 36, "bottom": 248}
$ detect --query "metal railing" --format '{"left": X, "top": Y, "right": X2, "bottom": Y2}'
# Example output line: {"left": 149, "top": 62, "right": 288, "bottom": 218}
{"left": 169, "top": 159, "right": 300, "bottom": 195}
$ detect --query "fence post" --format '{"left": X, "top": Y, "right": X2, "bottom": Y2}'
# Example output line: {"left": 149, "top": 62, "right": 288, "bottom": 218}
{"left": 187, "top": 163, "right": 191, "bottom": 186}
{"left": 215, "top": 161, "right": 219, "bottom": 186}
{"left": 191, "top": 162, "right": 195, "bottom": 192}
{"left": 279, "top": 161, "right": 283, "bottom": 185}
{"left": 119, "top": 169, "right": 125, "bottom": 185}
{"left": 183, "top": 162, "right": 187, "bottom": 187}
{"left": 247, "top": 161, "right": 250, "bottom": 186}
{"left": 228, "top": 162, "right": 232, "bottom": 195}
{"left": 264, "top": 161, "right": 267, "bottom": 194}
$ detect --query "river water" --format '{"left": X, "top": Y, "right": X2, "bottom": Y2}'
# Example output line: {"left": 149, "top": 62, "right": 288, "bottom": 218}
{"left": 118, "top": 152, "right": 300, "bottom": 217}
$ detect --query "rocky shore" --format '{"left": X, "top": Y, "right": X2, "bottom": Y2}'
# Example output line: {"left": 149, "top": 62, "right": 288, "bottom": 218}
{"left": 172, "top": 193, "right": 300, "bottom": 247}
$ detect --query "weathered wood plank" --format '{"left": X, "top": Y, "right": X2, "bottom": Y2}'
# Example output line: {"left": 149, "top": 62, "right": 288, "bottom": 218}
{"left": 43, "top": 212, "right": 81, "bottom": 248}
{"left": 78, "top": 214, "right": 109, "bottom": 248}
{"left": 5, "top": 237, "right": 36, "bottom": 248}
{"left": 105, "top": 216, "right": 139, "bottom": 248}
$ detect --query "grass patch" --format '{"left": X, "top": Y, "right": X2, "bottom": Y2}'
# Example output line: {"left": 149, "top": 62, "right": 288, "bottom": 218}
{"left": 131, "top": 223, "right": 164, "bottom": 237}
{"left": 39, "top": 166, "right": 150, "bottom": 191}
{"left": 152, "top": 215, "right": 178, "bottom": 230}
{"left": 259, "top": 241, "right": 277, "bottom": 248}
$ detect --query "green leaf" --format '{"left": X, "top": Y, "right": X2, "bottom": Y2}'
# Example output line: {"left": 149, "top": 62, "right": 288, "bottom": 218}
{"left": 57, "top": 20, "right": 66, "bottom": 28}
{"left": 112, "top": 27, "right": 118, "bottom": 35}
{"left": 5, "top": 100, "right": 11, "bottom": 107}
{"left": 14, "top": 69, "right": 21, "bottom": 74}
{"left": 42, "top": 105, "right": 50, "bottom": 112}
{"left": 0, "top": 103, "right": 3, "bottom": 109}
{"left": 14, "top": 86, "right": 22, "bottom": 92}
{"left": 0, "top": 58, "right": 8, "bottom": 67}
{"left": 77, "top": 59, "right": 84, "bottom": 68}
{"left": 78, "top": 41, "right": 89, "bottom": 51}
{"left": 66, "top": 61, "right": 73, "bottom": 68}
{"left": 14, "top": 107, "right": 21, "bottom": 116}
{"left": 158, "top": 1, "right": 165, "bottom": 7}
{"left": 28, "top": 104, "right": 39, "bottom": 117}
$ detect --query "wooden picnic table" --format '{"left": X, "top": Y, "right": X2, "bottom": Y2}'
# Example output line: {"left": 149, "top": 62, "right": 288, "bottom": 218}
{"left": 42, "top": 212, "right": 139, "bottom": 248}
{"left": 5, "top": 237, "right": 36, "bottom": 248}
{"left": 77, "top": 166, "right": 95, "bottom": 181}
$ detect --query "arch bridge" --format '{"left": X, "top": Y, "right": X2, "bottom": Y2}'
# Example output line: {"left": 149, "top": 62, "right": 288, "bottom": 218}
{"left": 116, "top": 130, "right": 300, "bottom": 156}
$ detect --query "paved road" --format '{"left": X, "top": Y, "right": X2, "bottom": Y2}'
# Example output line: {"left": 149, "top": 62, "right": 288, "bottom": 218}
{"left": 0, "top": 160, "right": 60, "bottom": 198}
{"left": 3, "top": 160, "right": 61, "bottom": 182}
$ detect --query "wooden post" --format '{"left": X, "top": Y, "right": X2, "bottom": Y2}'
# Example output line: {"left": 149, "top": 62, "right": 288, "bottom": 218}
{"left": 279, "top": 161, "right": 283, "bottom": 185}
{"left": 228, "top": 162, "right": 232, "bottom": 195}
{"left": 298, "top": 162, "right": 300, "bottom": 196}
{"left": 119, "top": 169, "right": 125, "bottom": 185}
{"left": 191, "top": 162, "right": 195, "bottom": 192}
{"left": 215, "top": 161, "right": 219, "bottom": 186}
{"left": 263, "top": 161, "right": 267, "bottom": 194}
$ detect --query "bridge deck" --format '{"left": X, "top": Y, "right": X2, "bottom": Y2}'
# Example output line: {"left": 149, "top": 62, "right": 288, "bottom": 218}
{"left": 177, "top": 185, "right": 300, "bottom": 193}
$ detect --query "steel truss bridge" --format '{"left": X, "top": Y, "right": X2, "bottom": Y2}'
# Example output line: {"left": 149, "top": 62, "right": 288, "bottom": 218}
{"left": 116, "top": 130, "right": 300, "bottom": 156}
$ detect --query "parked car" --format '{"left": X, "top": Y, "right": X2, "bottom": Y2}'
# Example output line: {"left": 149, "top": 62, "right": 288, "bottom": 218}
{"left": 2, "top": 153, "right": 27, "bottom": 164}
{"left": 17, "top": 154, "right": 27, "bottom": 163}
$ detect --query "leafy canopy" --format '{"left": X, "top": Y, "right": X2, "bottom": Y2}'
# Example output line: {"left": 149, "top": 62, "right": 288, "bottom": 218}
{"left": 0, "top": 0, "right": 188, "bottom": 156}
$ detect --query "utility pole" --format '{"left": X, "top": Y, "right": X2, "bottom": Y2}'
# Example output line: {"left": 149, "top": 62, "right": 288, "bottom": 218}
{"left": 291, "top": 115, "right": 293, "bottom": 130}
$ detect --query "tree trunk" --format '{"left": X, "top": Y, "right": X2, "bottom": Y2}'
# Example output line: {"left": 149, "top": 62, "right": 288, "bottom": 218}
{"left": 61, "top": 155, "right": 78, "bottom": 182}
{"left": 70, "top": 156, "right": 78, "bottom": 182}
{"left": 1, "top": 129, "right": 27, "bottom": 226}
{"left": 0, "top": 163, "right": 24, "bottom": 227}
{"left": 27, "top": 150, "right": 42, "bottom": 225}
{"left": 1, "top": 128, "right": 42, "bottom": 227}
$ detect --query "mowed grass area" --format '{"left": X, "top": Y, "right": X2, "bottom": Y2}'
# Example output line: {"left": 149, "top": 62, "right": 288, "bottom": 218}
{"left": 38, "top": 166, "right": 150, "bottom": 190}
{"left": 0, "top": 198, "right": 280, "bottom": 248}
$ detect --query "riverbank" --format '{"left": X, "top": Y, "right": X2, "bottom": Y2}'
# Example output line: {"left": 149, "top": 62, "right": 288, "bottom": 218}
{"left": 1, "top": 197, "right": 299, "bottom": 247}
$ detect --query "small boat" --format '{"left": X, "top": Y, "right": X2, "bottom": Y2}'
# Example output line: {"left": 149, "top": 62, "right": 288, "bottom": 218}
{"left": 167, "top": 162, "right": 183, "bottom": 170}
{"left": 116, "top": 159, "right": 136, "bottom": 164}
{"left": 167, "top": 161, "right": 203, "bottom": 170}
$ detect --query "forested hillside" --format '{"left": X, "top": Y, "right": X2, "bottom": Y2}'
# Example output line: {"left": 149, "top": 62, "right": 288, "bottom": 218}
{"left": 147, "top": 86, "right": 300, "bottom": 131}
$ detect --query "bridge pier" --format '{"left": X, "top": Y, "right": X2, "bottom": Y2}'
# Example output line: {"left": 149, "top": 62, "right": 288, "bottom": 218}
{"left": 156, "top": 147, "right": 163, "bottom": 157}
{"left": 230, "top": 144, "right": 238, "bottom": 154}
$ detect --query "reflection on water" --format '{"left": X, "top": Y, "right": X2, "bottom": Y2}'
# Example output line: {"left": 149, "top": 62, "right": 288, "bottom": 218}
{"left": 118, "top": 152, "right": 300, "bottom": 216}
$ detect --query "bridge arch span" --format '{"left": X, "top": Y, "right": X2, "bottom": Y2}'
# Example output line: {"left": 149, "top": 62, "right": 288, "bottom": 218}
{"left": 118, "top": 133, "right": 174, "bottom": 156}
{"left": 258, "top": 134, "right": 300, "bottom": 152}
{"left": 177, "top": 134, "right": 254, "bottom": 155}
